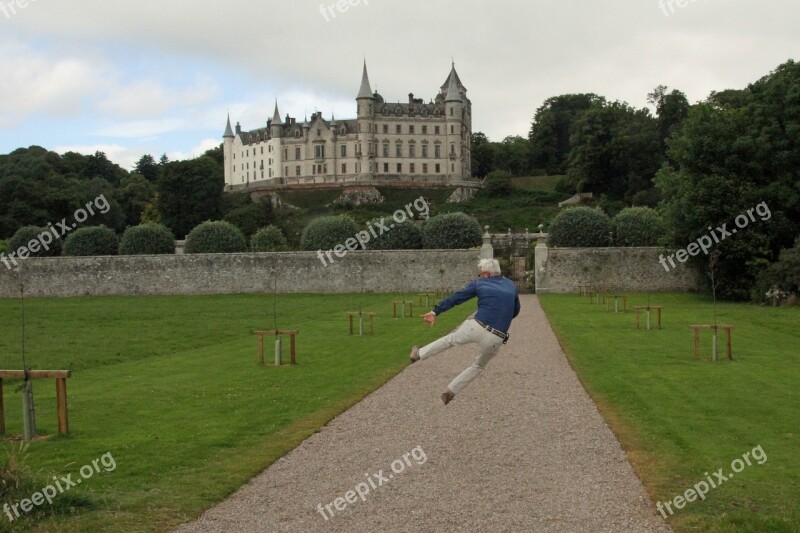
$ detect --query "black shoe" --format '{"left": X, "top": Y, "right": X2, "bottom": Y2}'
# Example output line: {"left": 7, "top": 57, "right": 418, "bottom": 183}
{"left": 441, "top": 390, "right": 455, "bottom": 405}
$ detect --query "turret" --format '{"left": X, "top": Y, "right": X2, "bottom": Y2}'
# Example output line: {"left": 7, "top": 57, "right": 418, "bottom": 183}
{"left": 223, "top": 114, "right": 235, "bottom": 187}
{"left": 356, "top": 61, "right": 375, "bottom": 179}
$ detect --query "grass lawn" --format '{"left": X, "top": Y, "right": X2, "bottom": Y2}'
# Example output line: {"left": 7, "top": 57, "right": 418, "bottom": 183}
{"left": 538, "top": 292, "right": 799, "bottom": 532}
{"left": 0, "top": 293, "right": 474, "bottom": 532}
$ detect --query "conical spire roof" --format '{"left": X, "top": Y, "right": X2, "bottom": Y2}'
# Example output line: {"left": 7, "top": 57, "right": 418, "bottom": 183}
{"left": 357, "top": 60, "right": 374, "bottom": 99}
{"left": 272, "top": 100, "right": 283, "bottom": 124}
{"left": 445, "top": 64, "right": 462, "bottom": 102}
{"left": 223, "top": 114, "right": 234, "bottom": 138}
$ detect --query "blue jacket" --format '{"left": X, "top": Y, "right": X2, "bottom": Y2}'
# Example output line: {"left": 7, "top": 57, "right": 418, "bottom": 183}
{"left": 433, "top": 276, "right": 521, "bottom": 333}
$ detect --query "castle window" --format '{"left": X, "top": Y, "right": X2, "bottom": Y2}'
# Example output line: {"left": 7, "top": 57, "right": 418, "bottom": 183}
{"left": 383, "top": 124, "right": 388, "bottom": 134}
{"left": 295, "top": 147, "right": 301, "bottom": 160}
{"left": 395, "top": 143, "right": 402, "bottom": 157}
{"left": 296, "top": 166, "right": 301, "bottom": 176}
{"left": 451, "top": 126, "right": 454, "bottom": 134}
{"left": 423, "top": 163, "right": 428, "bottom": 173}
{"left": 341, "top": 145, "right": 347, "bottom": 157}
{"left": 410, "top": 163, "right": 415, "bottom": 173}
{"left": 314, "top": 145, "right": 325, "bottom": 158}
{"left": 342, "top": 163, "right": 346, "bottom": 174}
{"left": 422, "top": 144, "right": 428, "bottom": 158}
{"left": 397, "top": 163, "right": 402, "bottom": 173}
{"left": 451, "top": 144, "right": 455, "bottom": 155}
{"left": 450, "top": 108, "right": 454, "bottom": 116}
{"left": 294, "top": 130, "right": 301, "bottom": 138}
{"left": 409, "top": 144, "right": 416, "bottom": 158}
{"left": 409, "top": 125, "right": 415, "bottom": 134}
{"left": 261, "top": 147, "right": 264, "bottom": 154}
{"left": 435, "top": 126, "right": 440, "bottom": 135}
{"left": 383, "top": 143, "right": 389, "bottom": 157}
{"left": 383, "top": 163, "right": 389, "bottom": 172}
{"left": 317, "top": 129, "right": 321, "bottom": 137}
{"left": 284, "top": 148, "right": 287, "bottom": 159}
{"left": 435, "top": 163, "right": 441, "bottom": 173}
{"left": 285, "top": 167, "right": 288, "bottom": 175}
{"left": 435, "top": 145, "right": 441, "bottom": 158}
{"left": 396, "top": 124, "right": 401, "bottom": 134}
{"left": 422, "top": 125, "right": 428, "bottom": 134}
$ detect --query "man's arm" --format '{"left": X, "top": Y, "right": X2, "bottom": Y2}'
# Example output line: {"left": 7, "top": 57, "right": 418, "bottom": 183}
{"left": 422, "top": 280, "right": 479, "bottom": 326}
{"left": 432, "top": 280, "right": 479, "bottom": 316}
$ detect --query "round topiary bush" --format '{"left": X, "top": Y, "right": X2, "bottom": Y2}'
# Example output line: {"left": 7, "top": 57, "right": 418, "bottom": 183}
{"left": 251, "top": 225, "right": 288, "bottom": 252}
{"left": 422, "top": 212, "right": 482, "bottom": 249}
{"left": 300, "top": 215, "right": 359, "bottom": 251}
{"left": 547, "top": 206, "right": 611, "bottom": 247}
{"left": 184, "top": 221, "right": 247, "bottom": 254}
{"left": 7, "top": 226, "right": 63, "bottom": 257}
{"left": 0, "top": 240, "right": 6, "bottom": 254}
{"left": 63, "top": 226, "right": 119, "bottom": 256}
{"left": 367, "top": 218, "right": 423, "bottom": 250}
{"left": 119, "top": 223, "right": 176, "bottom": 255}
{"left": 611, "top": 207, "right": 666, "bottom": 246}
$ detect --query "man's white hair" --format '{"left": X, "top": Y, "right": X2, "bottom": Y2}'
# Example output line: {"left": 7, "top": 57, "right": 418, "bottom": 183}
{"left": 478, "top": 258, "right": 501, "bottom": 275}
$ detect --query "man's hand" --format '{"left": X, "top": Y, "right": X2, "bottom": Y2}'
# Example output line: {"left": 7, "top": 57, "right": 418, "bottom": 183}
{"left": 421, "top": 312, "right": 436, "bottom": 326}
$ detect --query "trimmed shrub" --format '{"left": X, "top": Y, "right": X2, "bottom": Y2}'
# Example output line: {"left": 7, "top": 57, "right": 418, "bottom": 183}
{"left": 63, "top": 226, "right": 119, "bottom": 256}
{"left": 184, "top": 221, "right": 247, "bottom": 254}
{"left": 367, "top": 218, "right": 423, "bottom": 250}
{"left": 119, "top": 223, "right": 176, "bottom": 255}
{"left": 422, "top": 212, "right": 482, "bottom": 249}
{"left": 251, "top": 225, "right": 289, "bottom": 252}
{"left": 483, "top": 170, "right": 513, "bottom": 197}
{"left": 548, "top": 207, "right": 611, "bottom": 247}
{"left": 7, "top": 226, "right": 63, "bottom": 257}
{"left": 0, "top": 240, "right": 6, "bottom": 254}
{"left": 300, "top": 215, "right": 359, "bottom": 251}
{"left": 611, "top": 207, "right": 666, "bottom": 246}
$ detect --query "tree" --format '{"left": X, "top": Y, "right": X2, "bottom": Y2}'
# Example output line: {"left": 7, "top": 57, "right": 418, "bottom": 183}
{"left": 647, "top": 85, "right": 690, "bottom": 151}
{"left": 300, "top": 215, "right": 359, "bottom": 251}
{"left": 223, "top": 199, "right": 273, "bottom": 239}
{"left": 422, "top": 212, "right": 482, "bottom": 249}
{"left": 470, "top": 132, "right": 495, "bottom": 178}
{"left": 567, "top": 100, "right": 661, "bottom": 202}
{"left": 134, "top": 154, "right": 160, "bottom": 183}
{"left": 611, "top": 207, "right": 666, "bottom": 246}
{"left": 157, "top": 156, "right": 224, "bottom": 239}
{"left": 184, "top": 221, "right": 247, "bottom": 253}
{"left": 251, "top": 225, "right": 289, "bottom": 252}
{"left": 656, "top": 60, "right": 800, "bottom": 299}
{"left": 115, "top": 174, "right": 156, "bottom": 227}
{"left": 494, "top": 136, "right": 532, "bottom": 176}
{"left": 547, "top": 207, "right": 611, "bottom": 247}
{"left": 529, "top": 94, "right": 603, "bottom": 175}
{"left": 63, "top": 226, "right": 119, "bottom": 256}
{"left": 119, "top": 223, "right": 175, "bottom": 255}
{"left": 482, "top": 170, "right": 513, "bottom": 197}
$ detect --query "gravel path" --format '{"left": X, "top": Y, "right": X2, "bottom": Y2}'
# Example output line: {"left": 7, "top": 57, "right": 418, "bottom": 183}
{"left": 175, "top": 295, "right": 671, "bottom": 532}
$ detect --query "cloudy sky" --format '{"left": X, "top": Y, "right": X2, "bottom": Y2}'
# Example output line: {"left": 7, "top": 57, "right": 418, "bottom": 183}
{"left": 1, "top": 0, "right": 797, "bottom": 170}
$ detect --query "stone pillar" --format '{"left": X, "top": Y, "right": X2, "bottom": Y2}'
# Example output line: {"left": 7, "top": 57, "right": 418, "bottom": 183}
{"left": 480, "top": 225, "right": 493, "bottom": 259}
{"left": 534, "top": 225, "right": 549, "bottom": 293}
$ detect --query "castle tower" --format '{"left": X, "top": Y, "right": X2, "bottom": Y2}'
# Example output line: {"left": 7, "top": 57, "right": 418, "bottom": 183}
{"left": 444, "top": 63, "right": 467, "bottom": 182}
{"left": 270, "top": 100, "right": 283, "bottom": 179}
{"left": 356, "top": 61, "right": 375, "bottom": 179}
{"left": 444, "top": 64, "right": 465, "bottom": 181}
{"left": 222, "top": 114, "right": 235, "bottom": 187}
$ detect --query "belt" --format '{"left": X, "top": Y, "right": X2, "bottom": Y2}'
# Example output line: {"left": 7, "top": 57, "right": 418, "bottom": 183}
{"left": 474, "top": 319, "right": 510, "bottom": 344}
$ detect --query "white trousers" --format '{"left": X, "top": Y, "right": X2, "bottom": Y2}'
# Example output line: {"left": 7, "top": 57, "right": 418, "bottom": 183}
{"left": 419, "top": 319, "right": 505, "bottom": 395}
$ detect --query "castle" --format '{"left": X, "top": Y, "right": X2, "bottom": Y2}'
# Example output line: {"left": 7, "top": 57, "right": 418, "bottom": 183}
{"left": 223, "top": 62, "right": 474, "bottom": 192}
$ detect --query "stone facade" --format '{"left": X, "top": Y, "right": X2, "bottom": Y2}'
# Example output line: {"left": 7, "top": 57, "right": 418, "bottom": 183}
{"left": 223, "top": 62, "right": 475, "bottom": 191}
{"left": 0, "top": 250, "right": 478, "bottom": 298}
